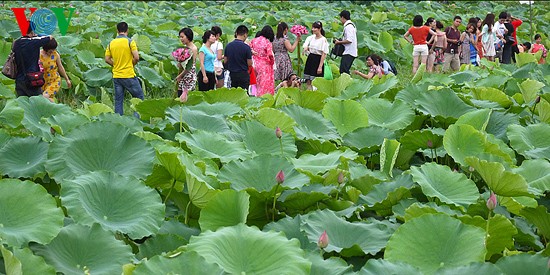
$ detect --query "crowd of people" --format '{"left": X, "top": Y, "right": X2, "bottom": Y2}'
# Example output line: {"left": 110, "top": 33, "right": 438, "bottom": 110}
{"left": 7, "top": 9, "right": 548, "bottom": 116}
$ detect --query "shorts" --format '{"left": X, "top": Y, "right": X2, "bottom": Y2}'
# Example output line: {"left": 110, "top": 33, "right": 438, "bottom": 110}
{"left": 413, "top": 44, "right": 429, "bottom": 56}
{"left": 215, "top": 67, "right": 224, "bottom": 80}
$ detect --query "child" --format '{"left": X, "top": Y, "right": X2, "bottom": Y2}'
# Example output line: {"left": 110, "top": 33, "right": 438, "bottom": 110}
{"left": 429, "top": 21, "right": 447, "bottom": 72}
{"left": 530, "top": 34, "right": 547, "bottom": 64}
{"left": 40, "top": 38, "right": 71, "bottom": 102}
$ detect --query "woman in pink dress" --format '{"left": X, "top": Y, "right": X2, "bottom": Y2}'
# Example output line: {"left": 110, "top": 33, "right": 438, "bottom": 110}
{"left": 250, "top": 25, "right": 275, "bottom": 96}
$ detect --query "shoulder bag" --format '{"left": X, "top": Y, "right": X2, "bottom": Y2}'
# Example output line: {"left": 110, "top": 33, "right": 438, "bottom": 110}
{"left": 2, "top": 40, "right": 18, "bottom": 79}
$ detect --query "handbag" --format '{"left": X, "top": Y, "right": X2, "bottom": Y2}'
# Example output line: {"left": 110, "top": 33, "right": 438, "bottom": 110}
{"left": 331, "top": 40, "right": 345, "bottom": 57}
{"left": 26, "top": 71, "right": 45, "bottom": 87}
{"left": 323, "top": 60, "right": 333, "bottom": 80}
{"left": 2, "top": 40, "right": 17, "bottom": 79}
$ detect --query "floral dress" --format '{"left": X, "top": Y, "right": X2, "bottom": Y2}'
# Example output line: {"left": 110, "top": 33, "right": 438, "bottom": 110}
{"left": 250, "top": 36, "right": 275, "bottom": 96}
{"left": 177, "top": 48, "right": 196, "bottom": 96}
{"left": 40, "top": 50, "right": 61, "bottom": 99}
{"left": 273, "top": 37, "right": 293, "bottom": 81}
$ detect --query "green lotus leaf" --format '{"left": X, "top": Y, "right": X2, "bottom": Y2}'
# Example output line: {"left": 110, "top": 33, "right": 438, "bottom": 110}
{"left": 395, "top": 82, "right": 427, "bottom": 106}
{"left": 17, "top": 96, "right": 73, "bottom": 141}
{"left": 455, "top": 109, "right": 492, "bottom": 131}
{"left": 499, "top": 196, "right": 538, "bottom": 216}
{"left": 385, "top": 213, "right": 486, "bottom": 274}
{"left": 380, "top": 138, "right": 400, "bottom": 177}
{"left": 312, "top": 73, "right": 353, "bottom": 97}
{"left": 219, "top": 155, "right": 309, "bottom": 191}
{"left": 459, "top": 214, "right": 517, "bottom": 260}
{"left": 135, "top": 98, "right": 177, "bottom": 120}
{"left": 400, "top": 129, "right": 443, "bottom": 151}
{"left": 343, "top": 126, "right": 396, "bottom": 152}
{"left": 495, "top": 253, "right": 550, "bottom": 275}
{"left": 321, "top": 98, "right": 369, "bottom": 136}
{"left": 176, "top": 130, "right": 250, "bottom": 163}
{"left": 302, "top": 209, "right": 396, "bottom": 256}
{"left": 515, "top": 52, "right": 538, "bottom": 67}
{"left": 486, "top": 111, "right": 519, "bottom": 142}
{"left": 410, "top": 162, "right": 480, "bottom": 208}
{"left": 202, "top": 87, "right": 250, "bottom": 107}
{"left": 307, "top": 251, "right": 352, "bottom": 275}
{"left": 371, "top": 11, "right": 387, "bottom": 23}
{"left": 233, "top": 120, "right": 297, "bottom": 157}
{"left": 403, "top": 202, "right": 464, "bottom": 221}
{"left": 132, "top": 33, "right": 151, "bottom": 54}
{"left": 77, "top": 49, "right": 100, "bottom": 67}
{"left": 2, "top": 246, "right": 56, "bottom": 275}
{"left": 137, "top": 234, "right": 187, "bottom": 259}
{"left": 507, "top": 123, "right": 550, "bottom": 160}
{"left": 32, "top": 223, "right": 134, "bottom": 275}
{"left": 471, "top": 87, "right": 512, "bottom": 108}
{"left": 1, "top": 245, "right": 22, "bottom": 275}
{"left": 292, "top": 149, "right": 358, "bottom": 175}
{"left": 45, "top": 113, "right": 91, "bottom": 135}
{"left": 366, "top": 76, "right": 399, "bottom": 98}
{"left": 55, "top": 35, "right": 81, "bottom": 48}
{"left": 133, "top": 251, "right": 224, "bottom": 275}
{"left": 282, "top": 89, "right": 328, "bottom": 112}
{"left": 415, "top": 88, "right": 475, "bottom": 120}
{"left": 185, "top": 169, "right": 220, "bottom": 209}
{"left": 411, "top": 63, "right": 425, "bottom": 83}
{"left": 518, "top": 79, "right": 545, "bottom": 104}
{"left": 256, "top": 107, "right": 297, "bottom": 136}
{"left": 0, "top": 136, "right": 48, "bottom": 178}
{"left": 96, "top": 112, "right": 143, "bottom": 133}
{"left": 359, "top": 173, "right": 414, "bottom": 212}
{"left": 281, "top": 104, "right": 339, "bottom": 141}
{"left": 435, "top": 262, "right": 503, "bottom": 275}
{"left": 358, "top": 259, "right": 421, "bottom": 275}
{"left": 520, "top": 206, "right": 550, "bottom": 240}
{"left": 513, "top": 159, "right": 550, "bottom": 192}
{"left": 0, "top": 129, "right": 10, "bottom": 149}
{"left": 340, "top": 79, "right": 373, "bottom": 99}
{"left": 450, "top": 70, "right": 481, "bottom": 84}
{"left": 0, "top": 99, "right": 24, "bottom": 128}
{"left": 536, "top": 97, "right": 550, "bottom": 123}
{"left": 263, "top": 215, "right": 317, "bottom": 250}
{"left": 166, "top": 106, "right": 230, "bottom": 133}
{"left": 378, "top": 31, "right": 394, "bottom": 52}
{"left": 60, "top": 171, "right": 164, "bottom": 239}
{"left": 84, "top": 67, "right": 112, "bottom": 87}
{"left": 187, "top": 101, "right": 242, "bottom": 117}
{"left": 199, "top": 189, "right": 250, "bottom": 232}
{"left": 46, "top": 121, "right": 155, "bottom": 181}
{"left": 188, "top": 223, "right": 311, "bottom": 274}
{"left": 0, "top": 179, "right": 64, "bottom": 247}
{"left": 136, "top": 66, "right": 167, "bottom": 88}
{"left": 465, "top": 157, "right": 531, "bottom": 197}
{"left": 360, "top": 98, "right": 414, "bottom": 130}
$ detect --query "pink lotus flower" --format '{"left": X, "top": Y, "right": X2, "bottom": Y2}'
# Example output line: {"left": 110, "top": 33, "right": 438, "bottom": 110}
{"left": 275, "top": 127, "right": 282, "bottom": 139}
{"left": 318, "top": 230, "right": 329, "bottom": 249}
{"left": 290, "top": 25, "right": 308, "bottom": 36}
{"left": 172, "top": 47, "right": 192, "bottom": 63}
{"left": 427, "top": 140, "right": 433, "bottom": 148}
{"left": 276, "top": 170, "right": 285, "bottom": 184}
{"left": 486, "top": 192, "right": 497, "bottom": 211}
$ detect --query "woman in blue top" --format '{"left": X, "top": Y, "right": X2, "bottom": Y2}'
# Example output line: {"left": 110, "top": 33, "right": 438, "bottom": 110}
{"left": 198, "top": 30, "right": 217, "bottom": 91}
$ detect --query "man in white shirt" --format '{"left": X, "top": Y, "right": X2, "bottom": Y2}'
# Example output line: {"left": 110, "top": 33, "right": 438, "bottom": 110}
{"left": 493, "top": 12, "right": 508, "bottom": 61}
{"left": 334, "top": 10, "right": 357, "bottom": 75}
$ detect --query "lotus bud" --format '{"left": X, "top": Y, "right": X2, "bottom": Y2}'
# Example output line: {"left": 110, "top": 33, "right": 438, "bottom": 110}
{"left": 337, "top": 171, "right": 345, "bottom": 184}
{"left": 318, "top": 230, "right": 329, "bottom": 249}
{"left": 486, "top": 192, "right": 497, "bottom": 211}
{"left": 427, "top": 139, "right": 433, "bottom": 148}
{"left": 535, "top": 96, "right": 541, "bottom": 104}
{"left": 275, "top": 126, "right": 282, "bottom": 139}
{"left": 276, "top": 170, "right": 285, "bottom": 184}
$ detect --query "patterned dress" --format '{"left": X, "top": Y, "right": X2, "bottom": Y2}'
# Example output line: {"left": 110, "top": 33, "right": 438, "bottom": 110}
{"left": 273, "top": 37, "right": 293, "bottom": 81}
{"left": 40, "top": 50, "right": 61, "bottom": 99}
{"left": 250, "top": 36, "right": 275, "bottom": 96}
{"left": 177, "top": 48, "right": 196, "bottom": 96}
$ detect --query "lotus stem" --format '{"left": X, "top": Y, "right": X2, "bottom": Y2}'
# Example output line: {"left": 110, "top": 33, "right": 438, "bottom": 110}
{"left": 297, "top": 40, "right": 302, "bottom": 77}
{"left": 272, "top": 183, "right": 281, "bottom": 221}
{"left": 184, "top": 201, "right": 191, "bottom": 225}
{"left": 163, "top": 179, "right": 177, "bottom": 204}
{"left": 279, "top": 138, "right": 284, "bottom": 156}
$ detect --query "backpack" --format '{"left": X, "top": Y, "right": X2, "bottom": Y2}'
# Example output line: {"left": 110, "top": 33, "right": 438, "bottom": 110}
{"left": 385, "top": 59, "right": 398, "bottom": 75}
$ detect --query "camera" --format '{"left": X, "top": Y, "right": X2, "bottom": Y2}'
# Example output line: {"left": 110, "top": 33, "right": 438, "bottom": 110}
{"left": 296, "top": 78, "right": 307, "bottom": 84}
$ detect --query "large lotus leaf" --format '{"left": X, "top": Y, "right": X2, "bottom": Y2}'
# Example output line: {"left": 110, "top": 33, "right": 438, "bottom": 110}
{"left": 435, "top": 262, "right": 503, "bottom": 275}
{"left": 1, "top": 246, "right": 56, "bottom": 275}
{"left": 219, "top": 155, "right": 309, "bottom": 191}
{"left": 202, "top": 87, "right": 250, "bottom": 107}
{"left": 499, "top": 196, "right": 538, "bottom": 216}
{"left": 455, "top": 109, "right": 492, "bottom": 132}
{"left": 403, "top": 202, "right": 464, "bottom": 222}
{"left": 16, "top": 96, "right": 73, "bottom": 141}
{"left": 96, "top": 112, "right": 143, "bottom": 133}
{"left": 46, "top": 113, "right": 91, "bottom": 136}
{"left": 340, "top": 79, "right": 374, "bottom": 99}
{"left": 518, "top": 79, "right": 545, "bottom": 104}
{"left": 410, "top": 163, "right": 480, "bottom": 208}
{"left": 415, "top": 88, "right": 475, "bottom": 119}
{"left": 495, "top": 253, "right": 550, "bottom": 275}
{"left": 199, "top": 189, "right": 250, "bottom": 232}
{"left": 307, "top": 251, "right": 352, "bottom": 275}
{"left": 46, "top": 121, "right": 155, "bottom": 181}
{"left": 84, "top": 67, "right": 112, "bottom": 87}
{"left": 185, "top": 169, "right": 220, "bottom": 209}
{"left": 380, "top": 138, "right": 400, "bottom": 177}
{"left": 0, "top": 99, "right": 24, "bottom": 128}
{"left": 450, "top": 70, "right": 481, "bottom": 84}
{"left": 459, "top": 214, "right": 517, "bottom": 260}
{"left": 0, "top": 128, "right": 10, "bottom": 149}
{"left": 358, "top": 259, "right": 421, "bottom": 275}
{"left": 385, "top": 213, "right": 486, "bottom": 274}
{"left": 279, "top": 189, "right": 330, "bottom": 214}
{"left": 515, "top": 52, "right": 538, "bottom": 67}
{"left": 136, "top": 66, "right": 167, "bottom": 88}
{"left": 411, "top": 63, "right": 426, "bottom": 83}
{"left": 263, "top": 215, "right": 317, "bottom": 251}
{"left": 165, "top": 106, "right": 230, "bottom": 133}
{"left": 360, "top": 98, "right": 414, "bottom": 130}
{"left": 134, "top": 98, "right": 177, "bottom": 120}
{"left": 513, "top": 159, "right": 550, "bottom": 192}
{"left": 1, "top": 245, "right": 22, "bottom": 275}
{"left": 133, "top": 251, "right": 224, "bottom": 275}
{"left": 507, "top": 123, "right": 550, "bottom": 160}
{"left": 188, "top": 223, "right": 311, "bottom": 274}
{"left": 343, "top": 126, "right": 395, "bottom": 151}
{"left": 282, "top": 88, "right": 328, "bottom": 112}
{"left": 32, "top": 223, "right": 134, "bottom": 275}
{"left": 176, "top": 130, "right": 250, "bottom": 163}
{"left": 365, "top": 76, "right": 399, "bottom": 99}
{"left": 292, "top": 149, "right": 358, "bottom": 175}
{"left": 321, "top": 98, "right": 369, "bottom": 136}
{"left": 0, "top": 136, "right": 48, "bottom": 178}
{"left": 486, "top": 111, "right": 519, "bottom": 142}
{"left": 465, "top": 157, "right": 531, "bottom": 197}
{"left": 312, "top": 73, "right": 353, "bottom": 97}
{"left": 233, "top": 120, "right": 297, "bottom": 157}
{"left": 281, "top": 104, "right": 340, "bottom": 141}
{"left": 520, "top": 206, "right": 550, "bottom": 240}
{"left": 256, "top": 107, "right": 297, "bottom": 135}
{"left": 77, "top": 49, "right": 101, "bottom": 68}
{"left": 400, "top": 129, "right": 443, "bottom": 151}
{"left": 302, "top": 209, "right": 396, "bottom": 256}
{"left": 187, "top": 101, "right": 242, "bottom": 117}
{"left": 61, "top": 171, "right": 164, "bottom": 239}
{"left": 378, "top": 31, "right": 394, "bottom": 52}
{"left": 137, "top": 234, "right": 187, "bottom": 259}
{"left": 0, "top": 179, "right": 63, "bottom": 247}
{"left": 359, "top": 173, "right": 414, "bottom": 211}
{"left": 471, "top": 87, "right": 512, "bottom": 108}
{"left": 536, "top": 97, "right": 550, "bottom": 124}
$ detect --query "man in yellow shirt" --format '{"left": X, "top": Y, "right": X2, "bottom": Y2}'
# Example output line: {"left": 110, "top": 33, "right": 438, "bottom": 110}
{"left": 105, "top": 22, "right": 143, "bottom": 116}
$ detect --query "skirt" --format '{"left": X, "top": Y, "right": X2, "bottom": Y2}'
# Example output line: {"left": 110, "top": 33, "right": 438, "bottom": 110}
{"left": 303, "top": 53, "right": 323, "bottom": 79}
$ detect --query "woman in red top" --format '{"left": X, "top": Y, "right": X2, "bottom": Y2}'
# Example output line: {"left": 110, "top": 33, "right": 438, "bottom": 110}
{"left": 404, "top": 15, "right": 437, "bottom": 74}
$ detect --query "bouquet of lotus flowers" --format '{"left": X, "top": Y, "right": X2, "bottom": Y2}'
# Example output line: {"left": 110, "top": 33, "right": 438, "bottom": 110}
{"left": 172, "top": 47, "right": 192, "bottom": 67}
{"left": 290, "top": 25, "right": 308, "bottom": 36}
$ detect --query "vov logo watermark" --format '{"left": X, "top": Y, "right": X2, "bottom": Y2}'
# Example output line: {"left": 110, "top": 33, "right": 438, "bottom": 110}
{"left": 11, "top": 7, "right": 75, "bottom": 36}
